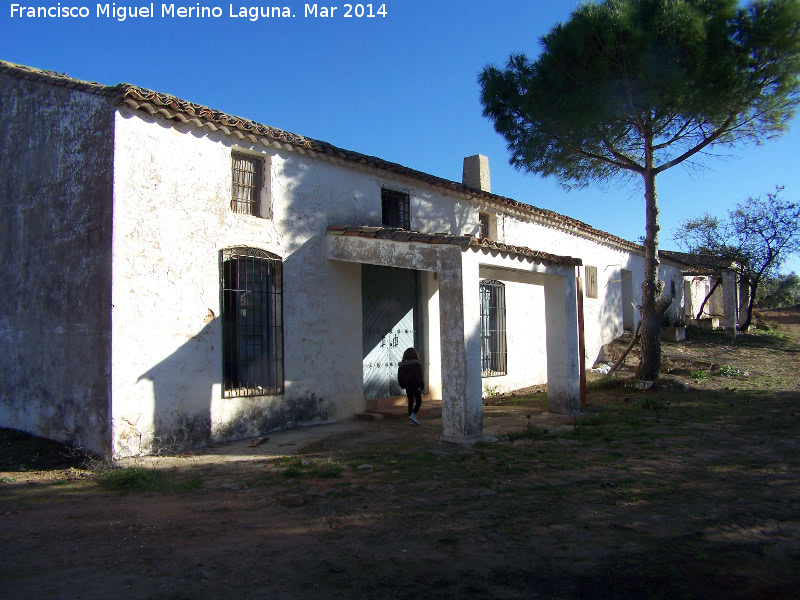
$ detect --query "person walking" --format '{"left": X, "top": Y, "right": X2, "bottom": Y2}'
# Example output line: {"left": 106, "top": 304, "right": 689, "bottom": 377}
{"left": 397, "top": 347, "right": 424, "bottom": 425}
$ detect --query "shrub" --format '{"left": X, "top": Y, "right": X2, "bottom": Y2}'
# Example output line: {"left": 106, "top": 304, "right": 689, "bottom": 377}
{"left": 95, "top": 466, "right": 165, "bottom": 492}
{"left": 718, "top": 365, "right": 742, "bottom": 377}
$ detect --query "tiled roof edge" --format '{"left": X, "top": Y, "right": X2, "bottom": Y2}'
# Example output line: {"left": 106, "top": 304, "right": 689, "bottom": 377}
{"left": 659, "top": 250, "right": 727, "bottom": 274}
{"left": 0, "top": 60, "right": 129, "bottom": 99}
{"left": 327, "top": 226, "right": 582, "bottom": 267}
{"left": 1, "top": 58, "right": 643, "bottom": 256}
{"left": 470, "top": 236, "right": 582, "bottom": 266}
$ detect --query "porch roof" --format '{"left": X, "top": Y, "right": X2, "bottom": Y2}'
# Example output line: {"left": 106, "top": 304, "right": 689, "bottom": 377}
{"left": 660, "top": 250, "right": 730, "bottom": 276}
{"left": 326, "top": 226, "right": 582, "bottom": 267}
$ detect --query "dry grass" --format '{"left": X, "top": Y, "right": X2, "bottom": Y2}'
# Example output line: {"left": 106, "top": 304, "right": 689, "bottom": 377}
{"left": 1, "top": 309, "right": 799, "bottom": 599}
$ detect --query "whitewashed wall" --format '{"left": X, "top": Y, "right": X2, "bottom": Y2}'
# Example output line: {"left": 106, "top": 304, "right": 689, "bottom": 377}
{"left": 111, "top": 108, "right": 370, "bottom": 456}
{"left": 108, "top": 106, "right": 691, "bottom": 455}
{"left": 0, "top": 70, "right": 707, "bottom": 459}
{"left": 483, "top": 278, "right": 548, "bottom": 394}
{"left": 109, "top": 108, "right": 494, "bottom": 456}
{"left": 684, "top": 275, "right": 722, "bottom": 321}
{"left": 431, "top": 209, "right": 688, "bottom": 395}
{"left": 0, "top": 76, "right": 114, "bottom": 456}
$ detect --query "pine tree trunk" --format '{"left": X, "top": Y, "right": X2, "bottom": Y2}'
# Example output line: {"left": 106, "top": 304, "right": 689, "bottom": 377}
{"left": 636, "top": 168, "right": 662, "bottom": 381}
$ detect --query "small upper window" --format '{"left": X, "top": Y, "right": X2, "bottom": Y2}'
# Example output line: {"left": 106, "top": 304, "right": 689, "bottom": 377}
{"left": 585, "top": 266, "right": 598, "bottom": 299}
{"left": 382, "top": 189, "right": 410, "bottom": 230}
{"left": 479, "top": 213, "right": 490, "bottom": 239}
{"left": 231, "top": 152, "right": 263, "bottom": 217}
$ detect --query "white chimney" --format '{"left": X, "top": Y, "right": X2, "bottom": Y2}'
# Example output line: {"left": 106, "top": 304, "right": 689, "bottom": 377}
{"left": 462, "top": 154, "right": 491, "bottom": 193}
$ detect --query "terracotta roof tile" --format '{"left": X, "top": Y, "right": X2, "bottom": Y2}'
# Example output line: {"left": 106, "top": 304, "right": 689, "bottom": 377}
{"left": 470, "top": 237, "right": 582, "bottom": 265}
{"left": 660, "top": 250, "right": 726, "bottom": 275}
{"left": 1, "top": 59, "right": 642, "bottom": 256}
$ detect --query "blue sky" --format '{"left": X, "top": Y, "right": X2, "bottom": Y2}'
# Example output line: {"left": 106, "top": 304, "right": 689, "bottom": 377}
{"left": 2, "top": 0, "right": 799, "bottom": 273}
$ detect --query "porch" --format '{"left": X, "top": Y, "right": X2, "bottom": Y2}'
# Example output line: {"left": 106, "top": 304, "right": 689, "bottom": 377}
{"left": 327, "top": 226, "right": 584, "bottom": 442}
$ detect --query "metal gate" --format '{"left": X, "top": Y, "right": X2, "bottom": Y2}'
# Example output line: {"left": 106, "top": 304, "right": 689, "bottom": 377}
{"left": 362, "top": 265, "right": 419, "bottom": 398}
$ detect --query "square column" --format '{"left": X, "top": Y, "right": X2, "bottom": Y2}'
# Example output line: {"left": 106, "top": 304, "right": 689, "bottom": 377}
{"left": 437, "top": 248, "right": 483, "bottom": 440}
{"left": 738, "top": 275, "right": 750, "bottom": 329}
{"left": 543, "top": 271, "right": 581, "bottom": 414}
{"left": 722, "top": 269, "right": 738, "bottom": 338}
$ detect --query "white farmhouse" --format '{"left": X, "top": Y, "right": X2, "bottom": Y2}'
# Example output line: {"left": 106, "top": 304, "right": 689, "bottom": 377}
{"left": 1, "top": 60, "right": 705, "bottom": 458}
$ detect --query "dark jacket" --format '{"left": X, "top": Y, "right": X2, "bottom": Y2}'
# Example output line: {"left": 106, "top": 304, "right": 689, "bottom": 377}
{"left": 397, "top": 359, "right": 424, "bottom": 391}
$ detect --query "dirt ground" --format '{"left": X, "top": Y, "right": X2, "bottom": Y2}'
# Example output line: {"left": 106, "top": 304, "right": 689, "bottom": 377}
{"left": 1, "top": 308, "right": 799, "bottom": 600}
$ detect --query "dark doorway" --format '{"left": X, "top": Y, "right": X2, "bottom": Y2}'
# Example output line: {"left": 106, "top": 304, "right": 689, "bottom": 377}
{"left": 362, "top": 264, "right": 419, "bottom": 398}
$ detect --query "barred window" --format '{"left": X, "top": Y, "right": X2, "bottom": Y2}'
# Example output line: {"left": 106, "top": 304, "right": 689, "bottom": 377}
{"left": 221, "top": 248, "right": 283, "bottom": 397}
{"left": 382, "top": 189, "right": 410, "bottom": 229}
{"left": 480, "top": 280, "right": 507, "bottom": 377}
{"left": 585, "top": 265, "right": 598, "bottom": 299}
{"left": 231, "top": 153, "right": 263, "bottom": 216}
{"left": 479, "top": 213, "right": 490, "bottom": 239}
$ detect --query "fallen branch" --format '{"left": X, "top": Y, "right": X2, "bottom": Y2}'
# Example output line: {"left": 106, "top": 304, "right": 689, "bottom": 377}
{"left": 607, "top": 321, "right": 642, "bottom": 375}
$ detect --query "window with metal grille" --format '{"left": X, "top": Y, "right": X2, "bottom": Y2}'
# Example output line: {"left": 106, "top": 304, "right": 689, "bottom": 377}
{"left": 479, "top": 213, "right": 490, "bottom": 239}
{"left": 480, "top": 280, "right": 507, "bottom": 377}
{"left": 585, "top": 265, "right": 598, "bottom": 299}
{"left": 221, "top": 248, "right": 283, "bottom": 397}
{"left": 381, "top": 189, "right": 410, "bottom": 229}
{"left": 231, "top": 153, "right": 263, "bottom": 216}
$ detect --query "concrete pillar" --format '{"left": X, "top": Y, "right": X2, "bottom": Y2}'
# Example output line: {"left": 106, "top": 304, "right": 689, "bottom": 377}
{"left": 738, "top": 274, "right": 750, "bottom": 329}
{"left": 437, "top": 247, "right": 483, "bottom": 440}
{"left": 543, "top": 271, "right": 581, "bottom": 414}
{"left": 722, "top": 269, "right": 738, "bottom": 338}
{"left": 683, "top": 280, "right": 693, "bottom": 320}
{"left": 421, "top": 271, "right": 442, "bottom": 400}
{"left": 710, "top": 280, "right": 724, "bottom": 318}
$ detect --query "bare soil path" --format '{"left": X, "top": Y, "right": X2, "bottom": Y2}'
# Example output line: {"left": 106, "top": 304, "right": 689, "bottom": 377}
{"left": 2, "top": 308, "right": 799, "bottom": 599}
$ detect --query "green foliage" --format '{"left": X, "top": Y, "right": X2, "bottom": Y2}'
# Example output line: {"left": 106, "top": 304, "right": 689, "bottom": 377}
{"left": 479, "top": 0, "right": 800, "bottom": 187}
{"left": 94, "top": 465, "right": 205, "bottom": 493}
{"left": 718, "top": 365, "right": 743, "bottom": 377}
{"left": 758, "top": 272, "right": 800, "bottom": 307}
{"left": 676, "top": 190, "right": 800, "bottom": 325}
{"left": 506, "top": 419, "right": 545, "bottom": 442}
{"left": 280, "top": 467, "right": 304, "bottom": 479}
{"left": 504, "top": 395, "right": 540, "bottom": 405}
{"left": 95, "top": 466, "right": 167, "bottom": 492}
{"left": 479, "top": 0, "right": 800, "bottom": 380}
{"left": 690, "top": 370, "right": 710, "bottom": 379}
{"left": 637, "top": 397, "right": 670, "bottom": 422}
{"left": 587, "top": 377, "right": 625, "bottom": 392}
{"left": 310, "top": 466, "right": 343, "bottom": 479}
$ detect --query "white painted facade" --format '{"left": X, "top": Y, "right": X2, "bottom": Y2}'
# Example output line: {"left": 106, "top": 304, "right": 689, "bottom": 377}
{"left": 451, "top": 209, "right": 689, "bottom": 395}
{"left": 109, "top": 96, "right": 685, "bottom": 453}
{"left": 1, "top": 61, "right": 702, "bottom": 458}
